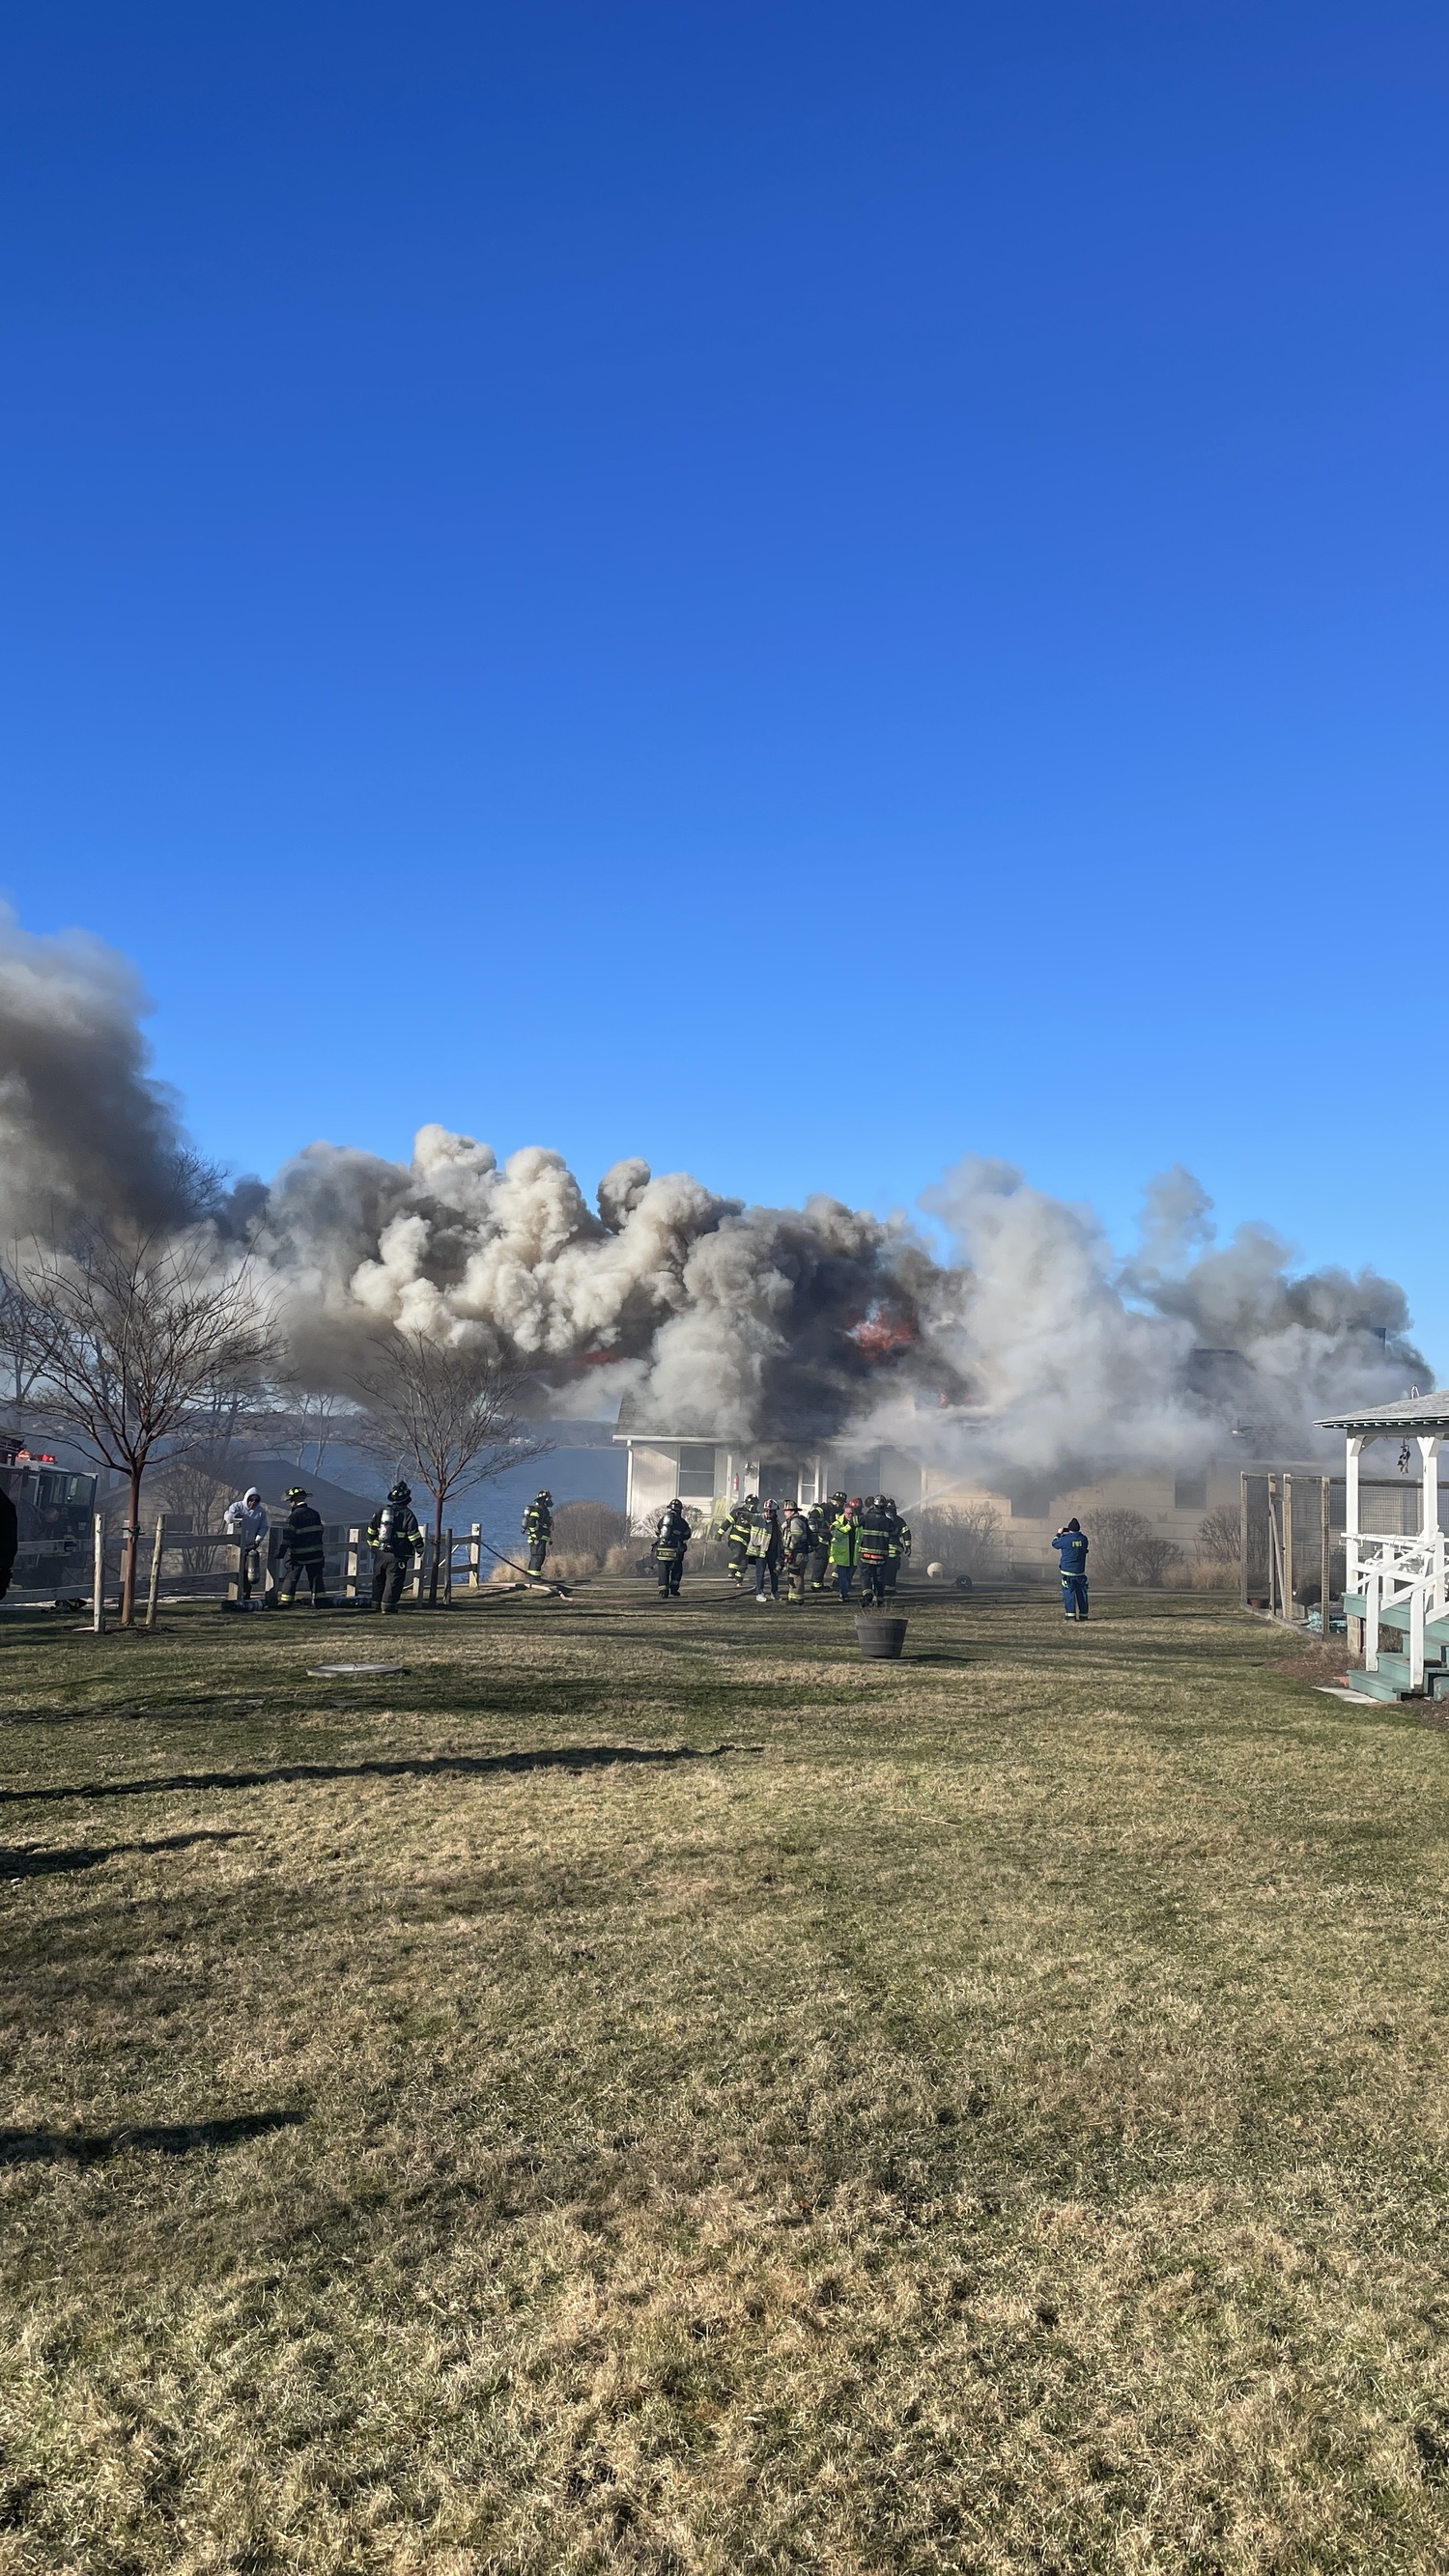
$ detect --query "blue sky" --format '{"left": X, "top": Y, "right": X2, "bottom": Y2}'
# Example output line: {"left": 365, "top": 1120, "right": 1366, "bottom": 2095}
{"left": 4, "top": 3, "right": 1445, "bottom": 1365}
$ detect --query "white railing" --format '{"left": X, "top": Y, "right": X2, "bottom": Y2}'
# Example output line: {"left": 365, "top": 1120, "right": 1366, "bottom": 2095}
{"left": 1350, "top": 1528, "right": 1447, "bottom": 1686}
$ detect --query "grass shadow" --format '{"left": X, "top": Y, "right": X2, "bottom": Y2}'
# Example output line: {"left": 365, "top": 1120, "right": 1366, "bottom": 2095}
{"left": 0, "top": 1742, "right": 716, "bottom": 1810}
{"left": 0, "top": 2109, "right": 304, "bottom": 2165}
{"left": 0, "top": 1829, "right": 243, "bottom": 1878}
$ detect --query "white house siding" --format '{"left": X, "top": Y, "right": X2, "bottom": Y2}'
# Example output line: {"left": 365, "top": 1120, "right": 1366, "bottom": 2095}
{"left": 618, "top": 1438, "right": 926, "bottom": 1528}
{"left": 919, "top": 1466, "right": 1270, "bottom": 1578}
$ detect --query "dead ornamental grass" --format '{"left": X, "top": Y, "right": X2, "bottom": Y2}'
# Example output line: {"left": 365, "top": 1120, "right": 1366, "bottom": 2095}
{"left": 0, "top": 1588, "right": 1446, "bottom": 2569}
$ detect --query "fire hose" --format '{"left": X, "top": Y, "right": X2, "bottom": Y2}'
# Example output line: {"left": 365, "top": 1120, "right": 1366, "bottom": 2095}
{"left": 469, "top": 1529, "right": 574, "bottom": 1598}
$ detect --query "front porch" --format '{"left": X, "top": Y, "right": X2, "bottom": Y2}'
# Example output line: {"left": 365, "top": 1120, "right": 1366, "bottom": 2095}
{"left": 1319, "top": 1393, "right": 1449, "bottom": 1702}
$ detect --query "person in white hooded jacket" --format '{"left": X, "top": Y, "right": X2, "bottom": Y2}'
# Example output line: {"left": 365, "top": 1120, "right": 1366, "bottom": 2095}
{"left": 222, "top": 1486, "right": 269, "bottom": 1602}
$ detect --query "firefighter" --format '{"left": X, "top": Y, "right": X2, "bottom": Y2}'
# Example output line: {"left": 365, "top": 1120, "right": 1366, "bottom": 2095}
{"left": 856, "top": 1494, "right": 895, "bottom": 1606}
{"left": 748, "top": 1495, "right": 782, "bottom": 1601}
{"left": 274, "top": 1486, "right": 329, "bottom": 1608}
{"left": 781, "top": 1503, "right": 813, "bottom": 1604}
{"left": 724, "top": 1493, "right": 755, "bottom": 1587}
{"left": 653, "top": 1497, "right": 692, "bottom": 1598}
{"left": 523, "top": 1490, "right": 554, "bottom": 1578}
{"left": 368, "top": 1481, "right": 424, "bottom": 1613}
{"left": 884, "top": 1499, "right": 910, "bottom": 1601}
{"left": 829, "top": 1495, "right": 859, "bottom": 1601}
{"left": 1052, "top": 1517, "right": 1090, "bottom": 1620}
{"left": 806, "top": 1494, "right": 835, "bottom": 1592}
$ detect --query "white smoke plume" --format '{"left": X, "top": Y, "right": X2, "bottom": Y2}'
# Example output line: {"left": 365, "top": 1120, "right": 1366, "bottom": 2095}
{"left": 860, "top": 1157, "right": 1422, "bottom": 1487}
{"left": 0, "top": 913, "right": 1426, "bottom": 1473}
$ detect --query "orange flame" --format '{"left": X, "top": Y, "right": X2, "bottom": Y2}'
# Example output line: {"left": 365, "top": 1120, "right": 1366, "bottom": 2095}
{"left": 848, "top": 1305, "right": 916, "bottom": 1360}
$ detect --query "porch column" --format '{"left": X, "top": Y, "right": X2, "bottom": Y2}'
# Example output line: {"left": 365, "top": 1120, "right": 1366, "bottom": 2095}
{"left": 1420, "top": 1434, "right": 1445, "bottom": 1617}
{"left": 1345, "top": 1433, "right": 1363, "bottom": 1543}
{"left": 1418, "top": 1434, "right": 1440, "bottom": 1540}
{"left": 1346, "top": 1435, "right": 1366, "bottom": 1664}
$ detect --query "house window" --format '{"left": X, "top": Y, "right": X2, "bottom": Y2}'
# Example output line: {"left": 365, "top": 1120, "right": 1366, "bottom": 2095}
{"left": 1174, "top": 1477, "right": 1208, "bottom": 1512}
{"left": 676, "top": 1444, "right": 716, "bottom": 1499}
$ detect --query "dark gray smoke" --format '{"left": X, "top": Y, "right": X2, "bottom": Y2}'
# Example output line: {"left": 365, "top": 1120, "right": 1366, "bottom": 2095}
{"left": 0, "top": 914, "right": 1427, "bottom": 1470}
{"left": 0, "top": 908, "right": 207, "bottom": 1236}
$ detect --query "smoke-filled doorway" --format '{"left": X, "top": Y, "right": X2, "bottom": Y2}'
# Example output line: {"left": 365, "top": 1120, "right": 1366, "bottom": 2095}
{"left": 759, "top": 1460, "right": 806, "bottom": 1507}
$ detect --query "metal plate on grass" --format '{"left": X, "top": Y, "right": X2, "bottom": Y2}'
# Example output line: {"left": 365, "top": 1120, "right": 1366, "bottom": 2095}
{"left": 307, "top": 1663, "right": 408, "bottom": 1677}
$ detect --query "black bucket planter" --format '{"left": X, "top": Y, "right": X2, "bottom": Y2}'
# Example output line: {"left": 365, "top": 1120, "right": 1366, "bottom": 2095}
{"left": 855, "top": 1614, "right": 908, "bottom": 1660}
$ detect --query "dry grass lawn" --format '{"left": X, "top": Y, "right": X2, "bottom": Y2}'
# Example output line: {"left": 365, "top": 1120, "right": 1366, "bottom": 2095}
{"left": 0, "top": 1581, "right": 1446, "bottom": 2572}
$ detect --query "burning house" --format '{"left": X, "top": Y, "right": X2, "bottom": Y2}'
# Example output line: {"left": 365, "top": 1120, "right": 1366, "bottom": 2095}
{"left": 0, "top": 910, "right": 1433, "bottom": 1560}
{"left": 611, "top": 1420, "right": 1284, "bottom": 1580}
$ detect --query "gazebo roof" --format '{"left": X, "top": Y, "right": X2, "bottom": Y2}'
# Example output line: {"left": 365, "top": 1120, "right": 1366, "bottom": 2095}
{"left": 1318, "top": 1391, "right": 1449, "bottom": 1434}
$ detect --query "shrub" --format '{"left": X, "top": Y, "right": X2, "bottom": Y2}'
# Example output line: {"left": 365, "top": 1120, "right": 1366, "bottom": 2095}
{"left": 549, "top": 1500, "right": 631, "bottom": 1572}
{"left": 914, "top": 1502, "right": 1004, "bottom": 1580}
{"left": 1138, "top": 1535, "right": 1184, "bottom": 1587}
{"left": 1090, "top": 1511, "right": 1182, "bottom": 1586}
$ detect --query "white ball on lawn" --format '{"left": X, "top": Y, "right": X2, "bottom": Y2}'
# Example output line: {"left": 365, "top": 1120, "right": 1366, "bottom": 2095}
{"left": 925, "top": 1561, "right": 945, "bottom": 1578}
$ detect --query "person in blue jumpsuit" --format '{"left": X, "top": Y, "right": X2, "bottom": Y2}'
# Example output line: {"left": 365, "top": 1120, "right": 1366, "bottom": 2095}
{"left": 1052, "top": 1517, "right": 1089, "bottom": 1620}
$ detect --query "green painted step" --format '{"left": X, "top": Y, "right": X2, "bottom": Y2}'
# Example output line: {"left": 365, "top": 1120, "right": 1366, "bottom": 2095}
{"left": 1354, "top": 1666, "right": 1411, "bottom": 1702}
{"left": 1377, "top": 1602, "right": 1447, "bottom": 1654}
{"left": 1369, "top": 1651, "right": 1413, "bottom": 1692}
{"left": 1341, "top": 1592, "right": 1449, "bottom": 1652}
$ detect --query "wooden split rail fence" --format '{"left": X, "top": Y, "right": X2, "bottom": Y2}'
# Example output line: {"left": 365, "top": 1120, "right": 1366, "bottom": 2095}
{"left": 85, "top": 1514, "right": 488, "bottom": 1631}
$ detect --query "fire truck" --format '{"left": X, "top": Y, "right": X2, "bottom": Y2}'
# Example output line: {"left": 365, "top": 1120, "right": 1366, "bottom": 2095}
{"left": 0, "top": 1439, "right": 99, "bottom": 1590}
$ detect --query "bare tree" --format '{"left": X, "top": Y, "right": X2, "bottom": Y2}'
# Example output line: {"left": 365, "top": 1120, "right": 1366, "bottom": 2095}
{"left": 0, "top": 1261, "right": 53, "bottom": 1434}
{"left": 1091, "top": 1509, "right": 1154, "bottom": 1583}
{"left": 1197, "top": 1504, "right": 1242, "bottom": 1566}
{"left": 292, "top": 1389, "right": 341, "bottom": 1480}
{"left": 348, "top": 1332, "right": 547, "bottom": 1604}
{"left": 11, "top": 1228, "right": 274, "bottom": 1625}
{"left": 148, "top": 1452, "right": 239, "bottom": 1569}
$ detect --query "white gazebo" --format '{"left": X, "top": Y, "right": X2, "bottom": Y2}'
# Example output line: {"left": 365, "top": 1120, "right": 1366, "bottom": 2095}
{"left": 1318, "top": 1393, "right": 1449, "bottom": 1699}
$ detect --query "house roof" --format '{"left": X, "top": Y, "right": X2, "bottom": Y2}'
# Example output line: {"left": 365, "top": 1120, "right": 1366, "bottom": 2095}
{"left": 1317, "top": 1392, "right": 1449, "bottom": 1434}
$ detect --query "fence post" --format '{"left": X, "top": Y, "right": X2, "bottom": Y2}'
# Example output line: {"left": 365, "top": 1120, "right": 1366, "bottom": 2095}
{"left": 145, "top": 1514, "right": 166, "bottom": 1630}
{"left": 444, "top": 1529, "right": 453, "bottom": 1607}
{"left": 412, "top": 1538, "right": 427, "bottom": 1603}
{"left": 1239, "top": 1473, "right": 1249, "bottom": 1611}
{"left": 469, "top": 1521, "right": 481, "bottom": 1589}
{"left": 92, "top": 1512, "right": 106, "bottom": 1634}
{"left": 345, "top": 1525, "right": 359, "bottom": 1603}
{"left": 1283, "top": 1474, "right": 1294, "bottom": 1621}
